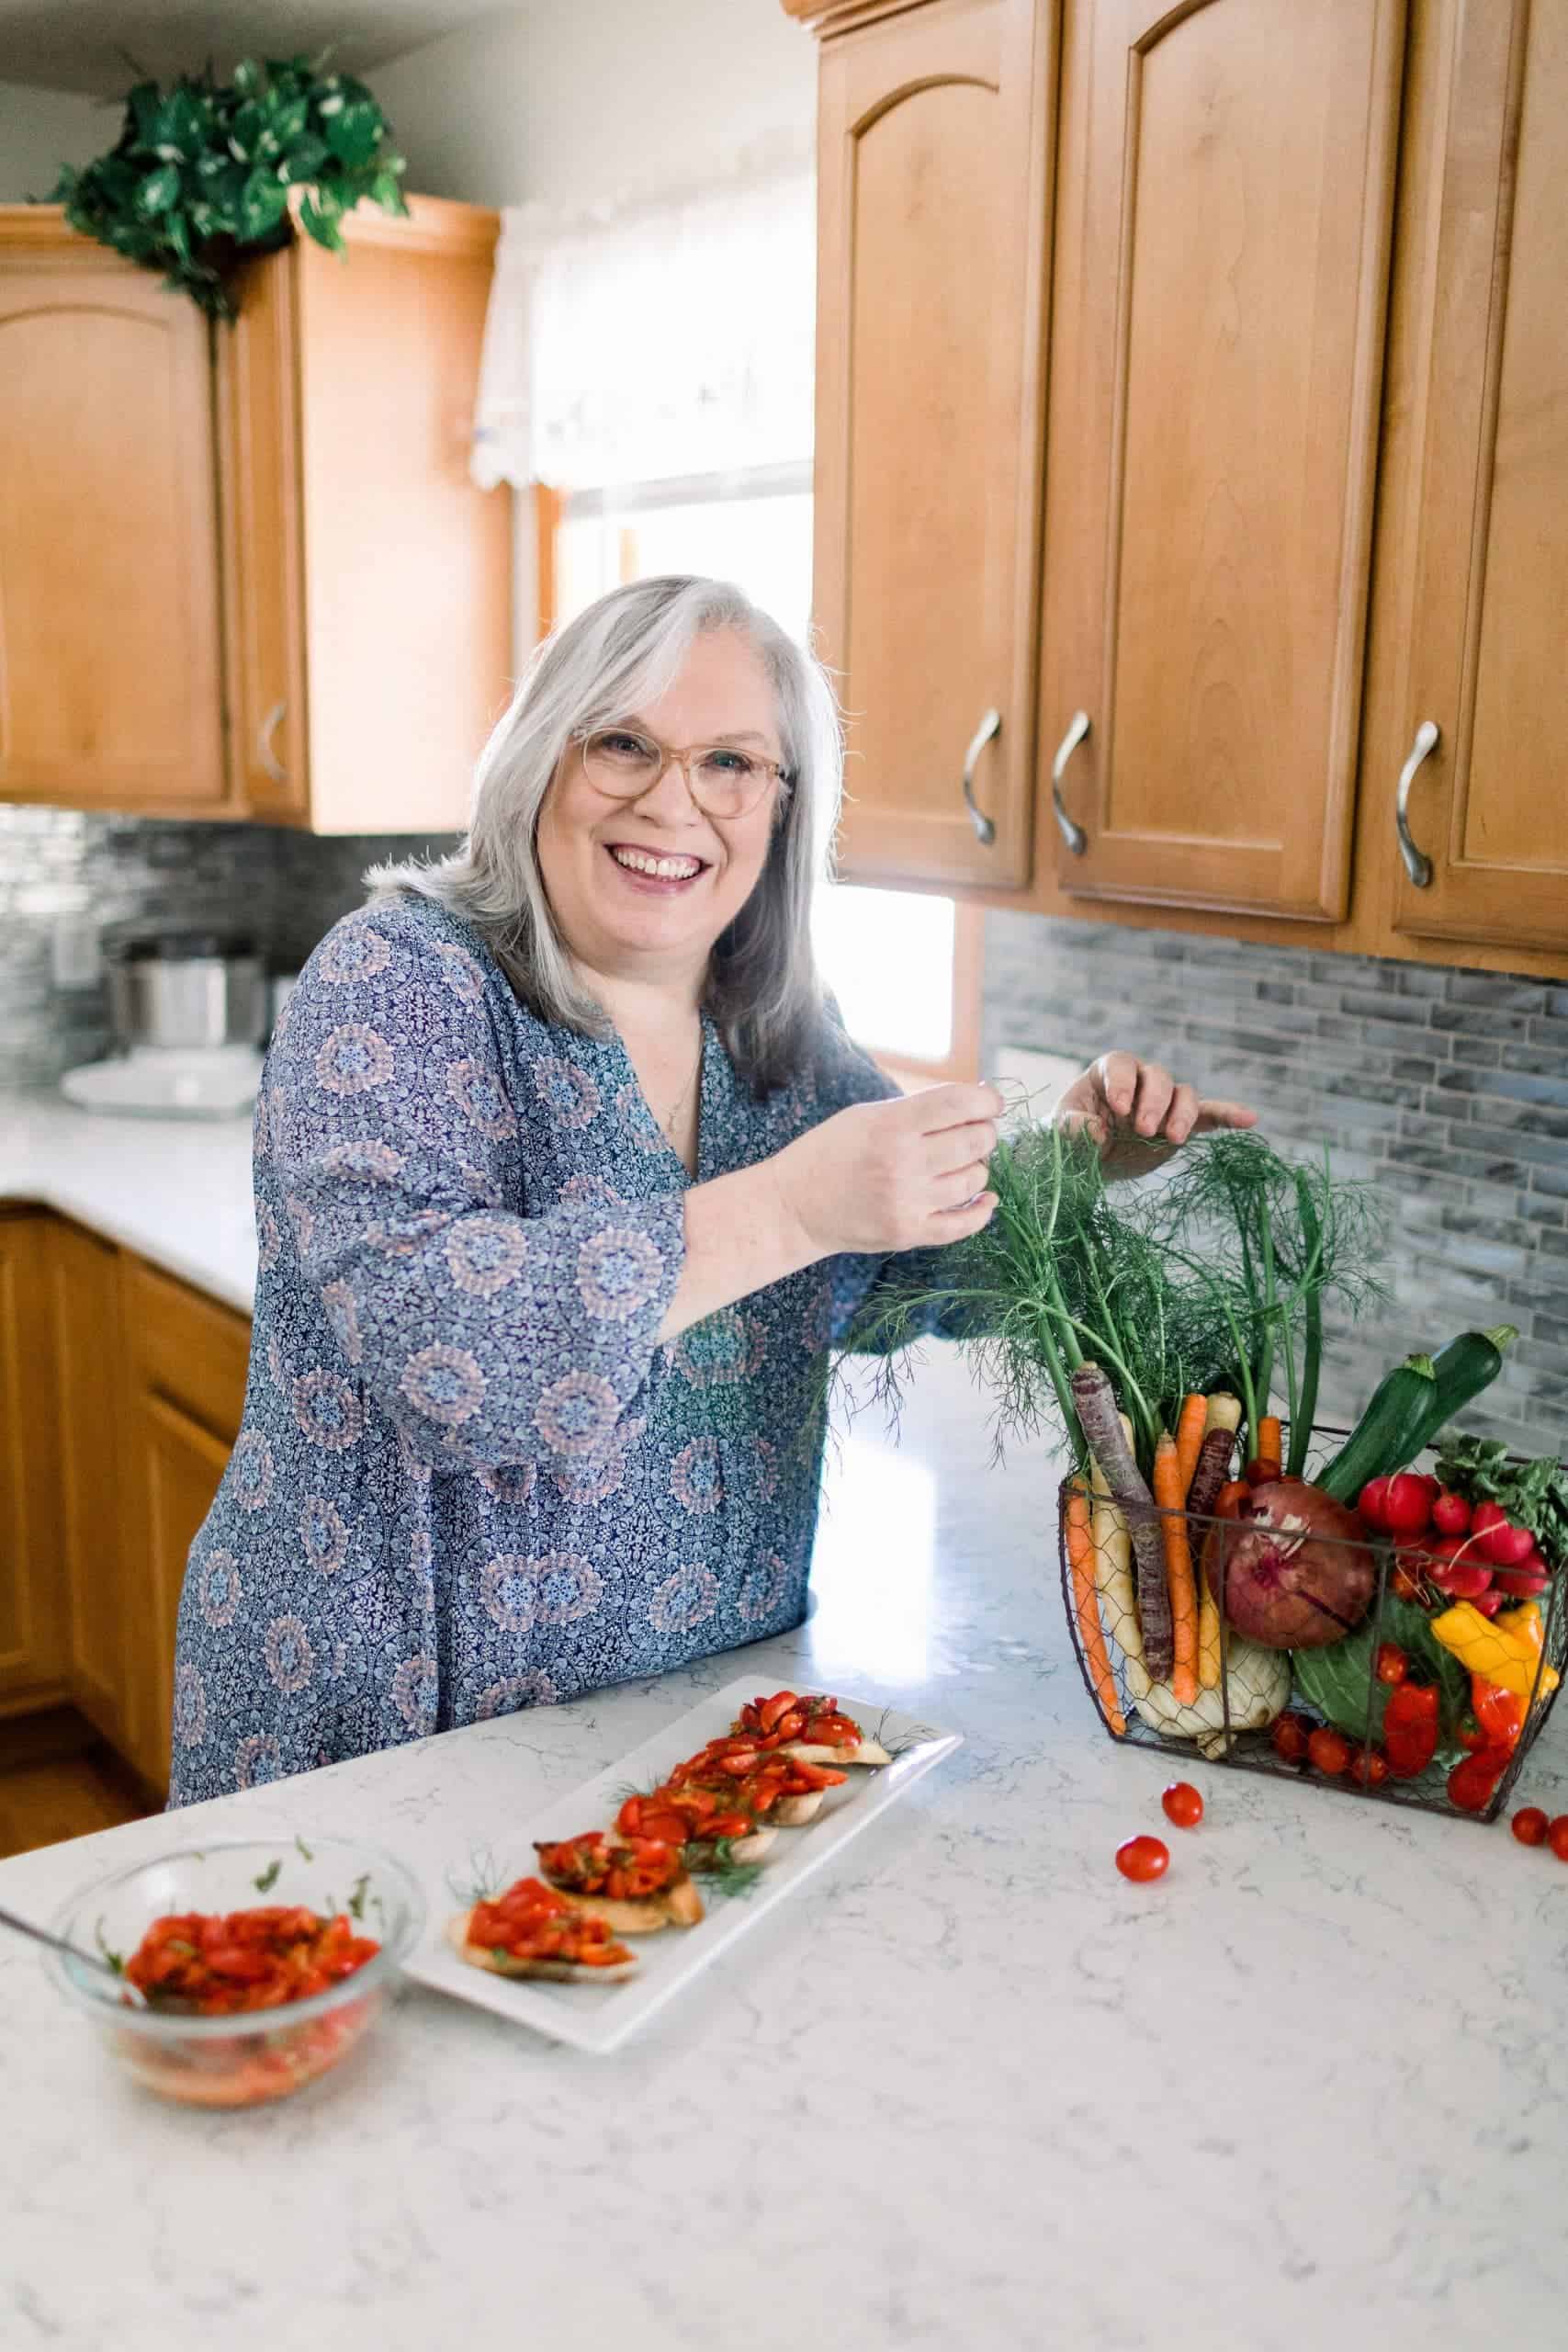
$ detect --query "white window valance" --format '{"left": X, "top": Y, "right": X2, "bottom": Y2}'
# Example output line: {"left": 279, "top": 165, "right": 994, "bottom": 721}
{"left": 470, "top": 139, "right": 817, "bottom": 493}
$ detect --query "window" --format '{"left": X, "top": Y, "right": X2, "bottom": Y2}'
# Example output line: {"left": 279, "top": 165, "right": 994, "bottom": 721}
{"left": 480, "top": 164, "right": 974, "bottom": 1088}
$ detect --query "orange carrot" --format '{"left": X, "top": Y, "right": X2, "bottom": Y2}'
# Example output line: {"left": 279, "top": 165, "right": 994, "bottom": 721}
{"left": 1258, "top": 1414, "right": 1282, "bottom": 1467}
{"left": 1199, "top": 1477, "right": 1250, "bottom": 1687}
{"left": 1174, "top": 1393, "right": 1208, "bottom": 1500}
{"left": 1066, "top": 1476, "right": 1125, "bottom": 1735}
{"left": 1153, "top": 1432, "right": 1199, "bottom": 1705}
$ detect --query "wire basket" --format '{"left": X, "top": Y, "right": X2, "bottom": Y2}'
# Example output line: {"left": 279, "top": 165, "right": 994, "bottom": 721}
{"left": 1056, "top": 1438, "right": 1566, "bottom": 1824}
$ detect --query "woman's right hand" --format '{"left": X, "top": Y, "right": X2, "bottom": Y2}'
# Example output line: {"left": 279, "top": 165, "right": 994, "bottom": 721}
{"left": 774, "top": 1082, "right": 1003, "bottom": 1258}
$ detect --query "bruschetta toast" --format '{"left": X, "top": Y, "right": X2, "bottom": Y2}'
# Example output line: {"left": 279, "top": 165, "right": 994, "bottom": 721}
{"left": 534, "top": 1831, "right": 705, "bottom": 1934}
{"left": 447, "top": 1878, "right": 638, "bottom": 1982}
{"left": 732, "top": 1690, "right": 893, "bottom": 1770}
{"left": 615, "top": 1788, "right": 777, "bottom": 1868}
{"left": 669, "top": 1737, "right": 848, "bottom": 1826}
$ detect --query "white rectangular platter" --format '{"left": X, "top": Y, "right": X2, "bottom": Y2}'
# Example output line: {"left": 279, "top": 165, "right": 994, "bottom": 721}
{"left": 404, "top": 1676, "right": 961, "bottom": 2053}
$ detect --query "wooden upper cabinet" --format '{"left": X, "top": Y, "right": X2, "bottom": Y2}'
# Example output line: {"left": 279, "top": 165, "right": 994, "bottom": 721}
{"left": 813, "top": 0, "right": 1053, "bottom": 889}
{"left": 1039, "top": 0, "right": 1406, "bottom": 922}
{"left": 217, "top": 196, "right": 513, "bottom": 833}
{"left": 1380, "top": 0, "right": 1568, "bottom": 959}
{"left": 0, "top": 218, "right": 228, "bottom": 811}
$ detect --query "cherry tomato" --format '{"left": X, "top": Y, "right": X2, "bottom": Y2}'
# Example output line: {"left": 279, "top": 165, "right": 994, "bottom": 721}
{"left": 1270, "top": 1712, "right": 1313, "bottom": 1764}
{"left": 1348, "top": 1747, "right": 1390, "bottom": 1789}
{"left": 1390, "top": 1555, "right": 1427, "bottom": 1602}
{"left": 1512, "top": 1807, "right": 1549, "bottom": 1847}
{"left": 1549, "top": 1818, "right": 1568, "bottom": 1864}
{"left": 1447, "top": 1748, "right": 1510, "bottom": 1814}
{"left": 1308, "top": 1726, "right": 1351, "bottom": 1777}
{"left": 1382, "top": 1472, "right": 1434, "bottom": 1539}
{"left": 1374, "top": 1643, "right": 1408, "bottom": 1686}
{"left": 1161, "top": 1781, "right": 1203, "bottom": 1829}
{"left": 1115, "top": 1835, "right": 1169, "bottom": 1883}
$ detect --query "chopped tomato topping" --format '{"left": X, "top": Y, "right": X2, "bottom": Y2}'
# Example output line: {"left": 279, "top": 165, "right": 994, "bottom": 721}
{"left": 734, "top": 1690, "right": 865, "bottom": 1750}
{"left": 123, "top": 1905, "right": 379, "bottom": 2017}
{"left": 534, "top": 1831, "right": 683, "bottom": 1902}
{"left": 468, "top": 1877, "right": 633, "bottom": 1966}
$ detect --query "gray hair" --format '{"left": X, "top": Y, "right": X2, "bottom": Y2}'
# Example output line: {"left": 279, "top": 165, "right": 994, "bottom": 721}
{"left": 367, "top": 575, "right": 842, "bottom": 1093}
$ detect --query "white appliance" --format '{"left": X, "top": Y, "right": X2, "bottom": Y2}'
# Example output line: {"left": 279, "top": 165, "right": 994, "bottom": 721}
{"left": 62, "top": 922, "right": 269, "bottom": 1120}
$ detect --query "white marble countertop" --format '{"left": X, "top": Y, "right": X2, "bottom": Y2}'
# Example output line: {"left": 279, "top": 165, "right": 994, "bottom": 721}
{"left": 0, "top": 1089, "right": 257, "bottom": 1311}
{"left": 3, "top": 1347, "right": 1565, "bottom": 2352}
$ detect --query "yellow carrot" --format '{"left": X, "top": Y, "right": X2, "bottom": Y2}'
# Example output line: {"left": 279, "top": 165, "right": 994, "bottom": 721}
{"left": 1066, "top": 1476, "right": 1125, "bottom": 1735}
{"left": 1090, "top": 1433, "right": 1149, "bottom": 1702}
{"left": 1153, "top": 1430, "right": 1200, "bottom": 1704}
{"left": 1202, "top": 1392, "right": 1244, "bottom": 1438}
{"left": 1175, "top": 1393, "right": 1208, "bottom": 1500}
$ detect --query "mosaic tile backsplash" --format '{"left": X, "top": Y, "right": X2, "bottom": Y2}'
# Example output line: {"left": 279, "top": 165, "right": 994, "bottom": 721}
{"left": 983, "top": 911, "right": 1568, "bottom": 1460}
{"left": 2, "top": 807, "right": 1562, "bottom": 1458}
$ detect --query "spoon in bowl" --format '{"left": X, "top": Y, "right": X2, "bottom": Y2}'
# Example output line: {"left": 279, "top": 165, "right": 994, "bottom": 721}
{"left": 0, "top": 1901, "right": 151, "bottom": 2007}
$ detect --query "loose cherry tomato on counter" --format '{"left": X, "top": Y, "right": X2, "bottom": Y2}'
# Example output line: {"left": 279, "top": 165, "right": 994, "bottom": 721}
{"left": 1431, "top": 1490, "right": 1472, "bottom": 1537}
{"left": 1447, "top": 1748, "right": 1511, "bottom": 1814}
{"left": 1161, "top": 1781, "right": 1204, "bottom": 1829}
{"left": 1382, "top": 1473, "right": 1434, "bottom": 1539}
{"left": 1115, "top": 1836, "right": 1169, "bottom": 1883}
{"left": 1308, "top": 1726, "right": 1351, "bottom": 1777}
{"left": 1348, "top": 1748, "right": 1390, "bottom": 1789}
{"left": 1270, "top": 1712, "right": 1314, "bottom": 1764}
{"left": 1375, "top": 1644, "right": 1408, "bottom": 1685}
{"left": 1512, "top": 1807, "right": 1549, "bottom": 1847}
{"left": 1548, "top": 1819, "right": 1568, "bottom": 1863}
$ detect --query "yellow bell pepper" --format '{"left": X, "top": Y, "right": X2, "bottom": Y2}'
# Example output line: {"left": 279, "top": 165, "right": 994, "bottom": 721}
{"left": 1431, "top": 1599, "right": 1561, "bottom": 1702}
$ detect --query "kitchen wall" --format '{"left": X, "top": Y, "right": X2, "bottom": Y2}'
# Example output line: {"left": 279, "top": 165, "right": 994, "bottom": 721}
{"left": 0, "top": 808, "right": 455, "bottom": 1088}
{"left": 983, "top": 913, "right": 1568, "bottom": 1459}
{"left": 0, "top": 78, "right": 104, "bottom": 198}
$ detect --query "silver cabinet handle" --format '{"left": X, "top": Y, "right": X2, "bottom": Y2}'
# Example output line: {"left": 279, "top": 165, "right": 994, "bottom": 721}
{"left": 1051, "top": 709, "right": 1090, "bottom": 855}
{"left": 961, "top": 707, "right": 1001, "bottom": 844}
{"left": 258, "top": 700, "right": 288, "bottom": 785}
{"left": 1395, "top": 718, "right": 1439, "bottom": 888}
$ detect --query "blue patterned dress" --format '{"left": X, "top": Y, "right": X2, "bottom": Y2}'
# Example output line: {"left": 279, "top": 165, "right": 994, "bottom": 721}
{"left": 168, "top": 892, "right": 931, "bottom": 1804}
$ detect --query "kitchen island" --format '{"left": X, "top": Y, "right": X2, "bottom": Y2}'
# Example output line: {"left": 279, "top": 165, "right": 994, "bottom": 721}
{"left": 3, "top": 1347, "right": 1565, "bottom": 2352}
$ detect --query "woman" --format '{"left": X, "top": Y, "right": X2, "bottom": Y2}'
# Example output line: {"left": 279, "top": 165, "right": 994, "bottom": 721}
{"left": 169, "top": 576, "right": 1253, "bottom": 1804}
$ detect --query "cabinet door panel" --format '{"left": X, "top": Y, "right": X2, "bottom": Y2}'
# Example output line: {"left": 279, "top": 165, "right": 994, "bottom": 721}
{"left": 47, "top": 1221, "right": 127, "bottom": 1745}
{"left": 815, "top": 0, "right": 1050, "bottom": 888}
{"left": 1041, "top": 0, "right": 1404, "bottom": 919}
{"left": 123, "top": 1394, "right": 231, "bottom": 1794}
{"left": 0, "top": 1216, "right": 67, "bottom": 1705}
{"left": 0, "top": 239, "right": 227, "bottom": 808}
{"left": 1387, "top": 0, "right": 1568, "bottom": 956}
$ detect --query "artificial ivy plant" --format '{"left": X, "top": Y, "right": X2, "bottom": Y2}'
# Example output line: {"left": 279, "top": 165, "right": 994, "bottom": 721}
{"left": 48, "top": 54, "right": 408, "bottom": 319}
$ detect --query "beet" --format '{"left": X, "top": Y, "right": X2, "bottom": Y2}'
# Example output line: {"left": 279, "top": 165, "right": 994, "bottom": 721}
{"left": 1210, "top": 1478, "right": 1376, "bottom": 1651}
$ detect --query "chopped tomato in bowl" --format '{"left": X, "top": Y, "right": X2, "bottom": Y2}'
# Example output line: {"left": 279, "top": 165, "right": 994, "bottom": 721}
{"left": 47, "top": 1838, "right": 423, "bottom": 2109}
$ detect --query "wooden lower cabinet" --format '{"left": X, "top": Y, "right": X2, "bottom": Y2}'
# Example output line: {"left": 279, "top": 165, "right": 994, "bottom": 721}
{"left": 3, "top": 1209, "right": 248, "bottom": 1796}
{"left": 0, "top": 1214, "right": 69, "bottom": 1713}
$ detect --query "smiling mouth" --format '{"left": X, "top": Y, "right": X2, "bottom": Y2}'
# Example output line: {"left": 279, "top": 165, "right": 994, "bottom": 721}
{"left": 605, "top": 843, "right": 709, "bottom": 881}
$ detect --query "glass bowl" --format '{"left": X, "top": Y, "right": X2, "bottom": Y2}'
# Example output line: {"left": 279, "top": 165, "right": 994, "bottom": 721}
{"left": 47, "top": 1835, "right": 425, "bottom": 2109}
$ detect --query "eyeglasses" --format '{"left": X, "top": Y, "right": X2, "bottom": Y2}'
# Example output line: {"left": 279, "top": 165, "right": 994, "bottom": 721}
{"left": 576, "top": 727, "right": 791, "bottom": 820}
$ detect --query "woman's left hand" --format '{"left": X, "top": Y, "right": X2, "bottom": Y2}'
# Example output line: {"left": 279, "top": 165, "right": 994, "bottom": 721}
{"left": 1054, "top": 1051, "right": 1258, "bottom": 1180}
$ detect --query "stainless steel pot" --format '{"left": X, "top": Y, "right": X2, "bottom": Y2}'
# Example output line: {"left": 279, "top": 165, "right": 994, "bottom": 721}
{"left": 102, "top": 926, "right": 268, "bottom": 1052}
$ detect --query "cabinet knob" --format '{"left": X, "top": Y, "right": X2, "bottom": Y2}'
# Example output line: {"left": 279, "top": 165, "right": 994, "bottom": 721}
{"left": 961, "top": 707, "right": 1001, "bottom": 844}
{"left": 258, "top": 701, "right": 288, "bottom": 786}
{"left": 1394, "top": 718, "right": 1439, "bottom": 888}
{"left": 1051, "top": 710, "right": 1090, "bottom": 856}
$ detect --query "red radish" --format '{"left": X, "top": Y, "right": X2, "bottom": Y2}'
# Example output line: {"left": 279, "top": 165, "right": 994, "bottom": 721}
{"left": 1419, "top": 1474, "right": 1443, "bottom": 1502}
{"left": 1211, "top": 1480, "right": 1376, "bottom": 1650}
{"left": 1430, "top": 1490, "right": 1472, "bottom": 1537}
{"left": 1494, "top": 1563, "right": 1551, "bottom": 1599}
{"left": 1471, "top": 1502, "right": 1536, "bottom": 1567}
{"left": 1357, "top": 1476, "right": 1393, "bottom": 1530}
{"left": 1381, "top": 1473, "right": 1433, "bottom": 1538}
{"left": 1429, "top": 1555, "right": 1494, "bottom": 1600}
{"left": 1472, "top": 1590, "right": 1506, "bottom": 1618}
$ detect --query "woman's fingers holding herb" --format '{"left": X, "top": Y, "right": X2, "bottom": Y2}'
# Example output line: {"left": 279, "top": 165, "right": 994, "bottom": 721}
{"left": 1057, "top": 1053, "right": 1258, "bottom": 1170}
{"left": 773, "top": 1084, "right": 1001, "bottom": 1258}
{"left": 1189, "top": 1097, "right": 1258, "bottom": 1137}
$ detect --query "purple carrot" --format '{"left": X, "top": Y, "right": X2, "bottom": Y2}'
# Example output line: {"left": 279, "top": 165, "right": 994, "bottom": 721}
{"left": 1186, "top": 1425, "right": 1238, "bottom": 1525}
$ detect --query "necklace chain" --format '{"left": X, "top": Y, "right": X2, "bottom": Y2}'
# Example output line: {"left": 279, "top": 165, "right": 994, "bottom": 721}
{"left": 660, "top": 1032, "right": 704, "bottom": 1141}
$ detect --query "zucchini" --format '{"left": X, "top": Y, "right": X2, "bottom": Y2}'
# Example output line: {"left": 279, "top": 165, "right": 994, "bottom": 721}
{"left": 1318, "top": 1325, "right": 1517, "bottom": 1505}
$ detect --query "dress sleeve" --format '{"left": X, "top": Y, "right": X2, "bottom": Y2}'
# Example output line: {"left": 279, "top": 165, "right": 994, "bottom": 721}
{"left": 266, "top": 902, "right": 685, "bottom": 1472}
{"left": 806, "top": 998, "right": 982, "bottom": 1351}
